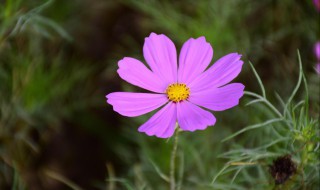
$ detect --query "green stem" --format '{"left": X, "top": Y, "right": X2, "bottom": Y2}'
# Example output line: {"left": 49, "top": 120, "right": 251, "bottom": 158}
{"left": 170, "top": 124, "right": 180, "bottom": 190}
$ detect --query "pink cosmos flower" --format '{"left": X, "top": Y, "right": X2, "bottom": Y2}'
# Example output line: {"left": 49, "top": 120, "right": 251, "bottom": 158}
{"left": 106, "top": 33, "right": 244, "bottom": 138}
{"left": 313, "top": 0, "right": 320, "bottom": 11}
{"left": 314, "top": 41, "right": 320, "bottom": 61}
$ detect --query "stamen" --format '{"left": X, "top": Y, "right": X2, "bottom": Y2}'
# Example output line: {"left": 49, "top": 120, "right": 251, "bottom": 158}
{"left": 165, "top": 83, "right": 190, "bottom": 102}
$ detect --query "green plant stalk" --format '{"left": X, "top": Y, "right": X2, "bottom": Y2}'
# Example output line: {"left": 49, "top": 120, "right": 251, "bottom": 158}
{"left": 170, "top": 124, "right": 180, "bottom": 190}
{"left": 299, "top": 146, "right": 308, "bottom": 190}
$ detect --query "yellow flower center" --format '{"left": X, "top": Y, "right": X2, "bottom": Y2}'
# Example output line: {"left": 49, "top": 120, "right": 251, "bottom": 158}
{"left": 166, "top": 83, "right": 190, "bottom": 102}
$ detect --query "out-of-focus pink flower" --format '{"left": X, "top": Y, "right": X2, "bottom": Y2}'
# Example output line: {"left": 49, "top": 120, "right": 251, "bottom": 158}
{"left": 314, "top": 0, "right": 320, "bottom": 11}
{"left": 314, "top": 41, "right": 320, "bottom": 60}
{"left": 106, "top": 33, "right": 245, "bottom": 138}
{"left": 315, "top": 63, "right": 320, "bottom": 74}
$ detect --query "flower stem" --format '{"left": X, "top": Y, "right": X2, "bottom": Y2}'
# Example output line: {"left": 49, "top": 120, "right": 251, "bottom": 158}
{"left": 170, "top": 124, "right": 180, "bottom": 190}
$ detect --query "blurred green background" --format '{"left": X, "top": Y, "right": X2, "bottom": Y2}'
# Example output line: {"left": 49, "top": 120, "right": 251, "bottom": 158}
{"left": 0, "top": 0, "right": 319, "bottom": 189}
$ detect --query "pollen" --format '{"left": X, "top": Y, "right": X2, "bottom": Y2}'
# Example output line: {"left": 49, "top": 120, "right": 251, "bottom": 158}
{"left": 166, "top": 83, "right": 190, "bottom": 102}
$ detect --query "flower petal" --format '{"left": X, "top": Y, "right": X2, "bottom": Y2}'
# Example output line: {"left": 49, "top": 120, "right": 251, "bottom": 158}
{"left": 189, "top": 53, "right": 243, "bottom": 92}
{"left": 106, "top": 92, "right": 168, "bottom": 117}
{"left": 143, "top": 33, "right": 177, "bottom": 84}
{"left": 189, "top": 83, "right": 245, "bottom": 111}
{"left": 177, "top": 101, "right": 216, "bottom": 131}
{"left": 138, "top": 102, "right": 176, "bottom": 138}
{"left": 117, "top": 57, "right": 167, "bottom": 93}
{"left": 314, "top": 41, "right": 320, "bottom": 60}
{"left": 178, "top": 37, "right": 213, "bottom": 85}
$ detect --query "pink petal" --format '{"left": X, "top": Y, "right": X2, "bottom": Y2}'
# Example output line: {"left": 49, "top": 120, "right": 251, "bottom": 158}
{"left": 314, "top": 41, "right": 320, "bottom": 60}
{"left": 177, "top": 101, "right": 216, "bottom": 131}
{"left": 106, "top": 92, "right": 168, "bottom": 117}
{"left": 138, "top": 102, "right": 177, "bottom": 138}
{"left": 178, "top": 37, "right": 213, "bottom": 85}
{"left": 314, "top": 0, "right": 320, "bottom": 11}
{"left": 143, "top": 33, "right": 177, "bottom": 84}
{"left": 189, "top": 83, "right": 245, "bottom": 111}
{"left": 189, "top": 53, "right": 244, "bottom": 92}
{"left": 117, "top": 57, "right": 167, "bottom": 93}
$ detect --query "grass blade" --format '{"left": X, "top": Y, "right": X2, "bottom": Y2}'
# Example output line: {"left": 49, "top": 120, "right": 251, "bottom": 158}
{"left": 222, "top": 118, "right": 283, "bottom": 142}
{"left": 211, "top": 164, "right": 229, "bottom": 184}
{"left": 149, "top": 159, "right": 170, "bottom": 182}
{"left": 248, "top": 61, "right": 266, "bottom": 98}
{"left": 245, "top": 99, "right": 264, "bottom": 106}
{"left": 284, "top": 50, "right": 303, "bottom": 117}
{"left": 45, "top": 170, "right": 84, "bottom": 190}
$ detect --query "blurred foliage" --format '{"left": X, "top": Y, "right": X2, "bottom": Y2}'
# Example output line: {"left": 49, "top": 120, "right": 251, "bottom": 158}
{"left": 0, "top": 0, "right": 319, "bottom": 190}
{"left": 210, "top": 54, "right": 319, "bottom": 189}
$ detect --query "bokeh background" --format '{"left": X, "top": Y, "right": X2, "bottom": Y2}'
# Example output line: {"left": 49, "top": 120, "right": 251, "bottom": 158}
{"left": 0, "top": 0, "right": 319, "bottom": 189}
